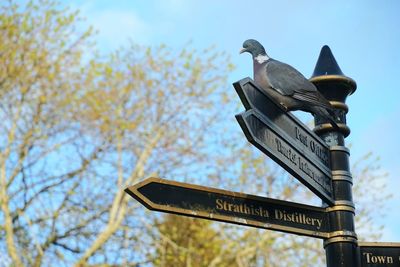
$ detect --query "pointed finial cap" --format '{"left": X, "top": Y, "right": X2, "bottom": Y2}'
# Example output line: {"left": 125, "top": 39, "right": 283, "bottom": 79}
{"left": 309, "top": 45, "right": 356, "bottom": 96}
{"left": 311, "top": 45, "right": 343, "bottom": 77}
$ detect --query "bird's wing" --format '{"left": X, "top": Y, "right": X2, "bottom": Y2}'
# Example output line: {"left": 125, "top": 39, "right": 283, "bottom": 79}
{"left": 292, "top": 90, "right": 332, "bottom": 109}
{"left": 266, "top": 60, "right": 332, "bottom": 109}
{"left": 266, "top": 60, "right": 316, "bottom": 95}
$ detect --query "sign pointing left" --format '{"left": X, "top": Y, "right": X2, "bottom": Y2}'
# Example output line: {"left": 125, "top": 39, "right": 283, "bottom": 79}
{"left": 125, "top": 177, "right": 330, "bottom": 239}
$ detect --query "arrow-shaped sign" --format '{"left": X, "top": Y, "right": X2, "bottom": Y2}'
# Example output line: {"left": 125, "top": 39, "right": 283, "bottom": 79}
{"left": 125, "top": 177, "right": 330, "bottom": 239}
{"left": 234, "top": 78, "right": 334, "bottom": 205}
{"left": 359, "top": 242, "right": 400, "bottom": 267}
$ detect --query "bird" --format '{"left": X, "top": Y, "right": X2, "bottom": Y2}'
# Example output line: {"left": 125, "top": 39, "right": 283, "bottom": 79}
{"left": 240, "top": 39, "right": 339, "bottom": 129}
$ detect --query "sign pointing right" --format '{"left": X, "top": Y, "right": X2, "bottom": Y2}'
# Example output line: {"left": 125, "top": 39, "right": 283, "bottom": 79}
{"left": 359, "top": 242, "right": 400, "bottom": 267}
{"left": 234, "top": 78, "right": 334, "bottom": 205}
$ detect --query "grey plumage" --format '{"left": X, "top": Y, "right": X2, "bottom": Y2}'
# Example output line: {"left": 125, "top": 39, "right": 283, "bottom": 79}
{"left": 240, "top": 39, "right": 338, "bottom": 129}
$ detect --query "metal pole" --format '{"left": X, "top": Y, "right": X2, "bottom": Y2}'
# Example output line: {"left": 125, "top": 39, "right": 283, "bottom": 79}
{"left": 310, "top": 46, "right": 359, "bottom": 267}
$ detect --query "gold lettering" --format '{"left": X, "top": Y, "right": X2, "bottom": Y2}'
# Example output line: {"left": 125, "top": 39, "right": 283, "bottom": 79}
{"left": 312, "top": 218, "right": 317, "bottom": 226}
{"left": 314, "top": 218, "right": 322, "bottom": 230}
{"left": 364, "top": 252, "right": 393, "bottom": 264}
{"left": 364, "top": 252, "right": 373, "bottom": 263}
{"left": 244, "top": 204, "right": 250, "bottom": 214}
{"left": 300, "top": 214, "right": 306, "bottom": 224}
{"left": 273, "top": 210, "right": 323, "bottom": 230}
{"left": 215, "top": 199, "right": 269, "bottom": 218}
{"left": 228, "top": 203, "right": 234, "bottom": 212}
{"left": 223, "top": 201, "right": 228, "bottom": 211}
{"left": 275, "top": 209, "right": 283, "bottom": 220}
{"left": 286, "top": 213, "right": 292, "bottom": 222}
{"left": 216, "top": 199, "right": 224, "bottom": 210}
{"left": 376, "top": 255, "right": 386, "bottom": 264}
{"left": 233, "top": 204, "right": 240, "bottom": 213}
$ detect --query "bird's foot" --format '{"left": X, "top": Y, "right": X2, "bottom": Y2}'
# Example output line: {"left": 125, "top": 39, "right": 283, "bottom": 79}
{"left": 280, "top": 102, "right": 289, "bottom": 111}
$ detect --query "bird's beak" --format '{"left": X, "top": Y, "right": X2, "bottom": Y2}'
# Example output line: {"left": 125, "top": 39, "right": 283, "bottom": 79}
{"left": 239, "top": 48, "right": 247, "bottom": 54}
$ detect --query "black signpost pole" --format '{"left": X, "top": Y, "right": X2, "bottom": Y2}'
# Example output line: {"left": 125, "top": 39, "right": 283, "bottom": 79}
{"left": 309, "top": 46, "right": 359, "bottom": 267}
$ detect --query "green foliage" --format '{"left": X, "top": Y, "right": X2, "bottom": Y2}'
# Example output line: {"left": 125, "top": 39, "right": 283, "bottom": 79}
{"left": 153, "top": 215, "right": 230, "bottom": 267}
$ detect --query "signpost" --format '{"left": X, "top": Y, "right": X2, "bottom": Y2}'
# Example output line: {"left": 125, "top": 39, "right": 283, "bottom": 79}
{"left": 359, "top": 243, "right": 400, "bottom": 267}
{"left": 124, "top": 45, "right": 399, "bottom": 266}
{"left": 234, "top": 78, "right": 334, "bottom": 205}
{"left": 125, "top": 177, "right": 330, "bottom": 238}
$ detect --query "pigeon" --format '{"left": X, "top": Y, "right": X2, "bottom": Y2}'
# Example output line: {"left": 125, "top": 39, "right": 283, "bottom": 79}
{"left": 240, "top": 39, "right": 339, "bottom": 129}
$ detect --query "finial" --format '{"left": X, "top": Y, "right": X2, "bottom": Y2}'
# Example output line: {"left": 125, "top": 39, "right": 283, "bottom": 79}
{"left": 310, "top": 45, "right": 356, "bottom": 97}
{"left": 311, "top": 45, "right": 344, "bottom": 77}
{"left": 310, "top": 45, "right": 357, "bottom": 138}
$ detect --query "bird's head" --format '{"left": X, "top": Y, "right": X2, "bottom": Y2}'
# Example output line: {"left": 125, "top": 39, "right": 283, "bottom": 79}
{"left": 240, "top": 39, "right": 267, "bottom": 58}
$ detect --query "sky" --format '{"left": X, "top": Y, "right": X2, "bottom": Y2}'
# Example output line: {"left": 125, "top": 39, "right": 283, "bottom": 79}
{"left": 67, "top": 0, "right": 400, "bottom": 242}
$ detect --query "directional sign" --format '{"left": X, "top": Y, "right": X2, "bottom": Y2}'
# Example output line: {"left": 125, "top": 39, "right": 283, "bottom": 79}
{"left": 359, "top": 242, "right": 400, "bottom": 267}
{"left": 234, "top": 78, "right": 334, "bottom": 205}
{"left": 125, "top": 177, "right": 330, "bottom": 239}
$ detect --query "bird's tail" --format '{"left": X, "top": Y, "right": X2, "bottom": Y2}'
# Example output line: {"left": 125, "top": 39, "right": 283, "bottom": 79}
{"left": 313, "top": 107, "right": 340, "bottom": 130}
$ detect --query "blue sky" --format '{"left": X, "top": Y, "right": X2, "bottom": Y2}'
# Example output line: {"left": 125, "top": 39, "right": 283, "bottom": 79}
{"left": 68, "top": 0, "right": 400, "bottom": 242}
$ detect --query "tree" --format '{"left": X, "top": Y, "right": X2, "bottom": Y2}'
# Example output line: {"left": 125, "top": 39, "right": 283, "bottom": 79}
{"left": 153, "top": 215, "right": 235, "bottom": 267}
{"left": 0, "top": 1, "right": 233, "bottom": 266}
{"left": 72, "top": 43, "right": 233, "bottom": 266}
{"left": 0, "top": 1, "right": 95, "bottom": 265}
